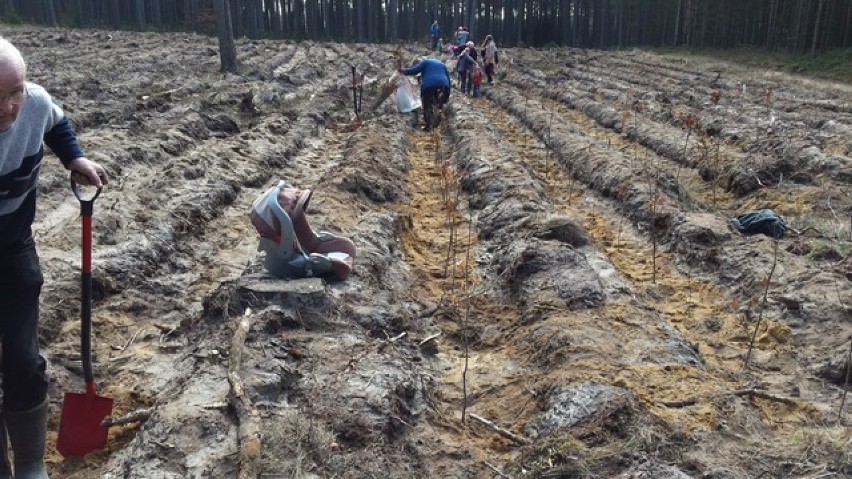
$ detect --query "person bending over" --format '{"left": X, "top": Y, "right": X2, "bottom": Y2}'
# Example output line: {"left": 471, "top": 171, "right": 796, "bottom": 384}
{"left": 398, "top": 57, "right": 451, "bottom": 131}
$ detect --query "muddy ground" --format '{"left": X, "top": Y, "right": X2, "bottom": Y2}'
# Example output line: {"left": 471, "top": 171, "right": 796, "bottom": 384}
{"left": 5, "top": 26, "right": 851, "bottom": 478}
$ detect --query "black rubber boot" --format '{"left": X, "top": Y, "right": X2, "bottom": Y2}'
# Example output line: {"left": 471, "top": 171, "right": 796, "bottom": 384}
{"left": 0, "top": 416, "right": 12, "bottom": 479}
{"left": 4, "top": 399, "right": 49, "bottom": 479}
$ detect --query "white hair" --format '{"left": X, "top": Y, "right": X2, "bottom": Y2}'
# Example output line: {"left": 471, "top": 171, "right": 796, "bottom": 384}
{"left": 0, "top": 37, "right": 26, "bottom": 76}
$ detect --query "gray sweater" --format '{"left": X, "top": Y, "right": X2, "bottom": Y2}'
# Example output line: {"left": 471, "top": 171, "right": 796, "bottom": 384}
{"left": 0, "top": 82, "right": 84, "bottom": 251}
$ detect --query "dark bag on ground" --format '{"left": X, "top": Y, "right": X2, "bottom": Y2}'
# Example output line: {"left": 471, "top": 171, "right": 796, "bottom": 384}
{"left": 731, "top": 209, "right": 787, "bottom": 239}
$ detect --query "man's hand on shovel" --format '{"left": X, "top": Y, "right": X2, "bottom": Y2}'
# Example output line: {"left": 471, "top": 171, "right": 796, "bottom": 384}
{"left": 68, "top": 157, "right": 109, "bottom": 187}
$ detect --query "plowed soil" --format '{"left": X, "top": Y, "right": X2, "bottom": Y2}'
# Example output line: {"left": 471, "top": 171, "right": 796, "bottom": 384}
{"left": 6, "top": 26, "right": 851, "bottom": 478}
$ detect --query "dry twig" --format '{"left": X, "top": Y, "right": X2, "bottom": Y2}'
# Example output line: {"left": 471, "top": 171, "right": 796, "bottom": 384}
{"left": 228, "top": 309, "right": 262, "bottom": 479}
{"left": 469, "top": 413, "right": 530, "bottom": 446}
{"left": 483, "top": 461, "right": 510, "bottom": 478}
{"left": 661, "top": 388, "right": 797, "bottom": 408}
{"left": 839, "top": 335, "right": 851, "bottom": 422}
{"left": 418, "top": 332, "right": 442, "bottom": 346}
{"left": 101, "top": 407, "right": 153, "bottom": 428}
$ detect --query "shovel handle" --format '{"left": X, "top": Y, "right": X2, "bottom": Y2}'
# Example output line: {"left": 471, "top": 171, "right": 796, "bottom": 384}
{"left": 71, "top": 177, "right": 101, "bottom": 386}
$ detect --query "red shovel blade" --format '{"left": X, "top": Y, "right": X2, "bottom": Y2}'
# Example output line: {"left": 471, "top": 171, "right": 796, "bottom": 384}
{"left": 56, "top": 383, "right": 113, "bottom": 457}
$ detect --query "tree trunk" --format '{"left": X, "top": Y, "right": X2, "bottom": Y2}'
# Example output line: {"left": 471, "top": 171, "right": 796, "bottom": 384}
{"left": 845, "top": 0, "right": 852, "bottom": 47}
{"left": 673, "top": 0, "right": 682, "bottom": 45}
{"left": 366, "top": 0, "right": 376, "bottom": 42}
{"left": 215, "top": 0, "right": 238, "bottom": 73}
{"left": 135, "top": 0, "right": 145, "bottom": 29}
{"left": 292, "top": 0, "right": 304, "bottom": 38}
{"left": 810, "top": 0, "right": 824, "bottom": 57}
{"left": 466, "top": 0, "right": 475, "bottom": 41}
{"left": 339, "top": 0, "right": 348, "bottom": 40}
{"left": 150, "top": 0, "right": 161, "bottom": 28}
{"left": 183, "top": 0, "right": 195, "bottom": 31}
{"left": 305, "top": 0, "right": 315, "bottom": 38}
{"left": 319, "top": 0, "right": 328, "bottom": 38}
{"left": 768, "top": 0, "right": 775, "bottom": 50}
{"left": 388, "top": 0, "right": 398, "bottom": 40}
{"left": 356, "top": 0, "right": 364, "bottom": 41}
{"left": 42, "top": 0, "right": 57, "bottom": 25}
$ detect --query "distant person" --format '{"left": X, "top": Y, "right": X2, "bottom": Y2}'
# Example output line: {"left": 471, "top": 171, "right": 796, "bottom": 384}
{"left": 453, "top": 26, "right": 470, "bottom": 56}
{"left": 452, "top": 26, "right": 463, "bottom": 45}
{"left": 471, "top": 64, "right": 483, "bottom": 97}
{"left": 398, "top": 57, "right": 451, "bottom": 131}
{"left": 429, "top": 20, "right": 441, "bottom": 52}
{"left": 455, "top": 47, "right": 477, "bottom": 95}
{"left": 482, "top": 34, "right": 498, "bottom": 84}
{"left": 0, "top": 36, "right": 108, "bottom": 478}
{"left": 459, "top": 41, "right": 478, "bottom": 62}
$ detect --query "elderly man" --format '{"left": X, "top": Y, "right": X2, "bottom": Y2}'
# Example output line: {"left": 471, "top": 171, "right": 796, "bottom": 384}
{"left": 0, "top": 36, "right": 107, "bottom": 478}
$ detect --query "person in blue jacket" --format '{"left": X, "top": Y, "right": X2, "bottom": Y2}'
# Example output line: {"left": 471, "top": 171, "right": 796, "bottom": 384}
{"left": 0, "top": 36, "right": 108, "bottom": 478}
{"left": 453, "top": 26, "right": 470, "bottom": 56}
{"left": 429, "top": 20, "right": 441, "bottom": 52}
{"left": 398, "top": 57, "right": 451, "bottom": 131}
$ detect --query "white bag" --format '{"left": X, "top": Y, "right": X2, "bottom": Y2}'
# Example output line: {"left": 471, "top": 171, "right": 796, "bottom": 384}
{"left": 395, "top": 79, "right": 421, "bottom": 113}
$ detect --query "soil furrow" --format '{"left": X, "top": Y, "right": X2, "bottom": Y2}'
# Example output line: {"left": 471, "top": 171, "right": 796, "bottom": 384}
{"left": 563, "top": 58, "right": 852, "bottom": 174}
{"left": 501, "top": 68, "right": 852, "bottom": 235}
{"left": 468, "top": 82, "right": 848, "bottom": 478}
{"left": 480, "top": 80, "right": 851, "bottom": 411}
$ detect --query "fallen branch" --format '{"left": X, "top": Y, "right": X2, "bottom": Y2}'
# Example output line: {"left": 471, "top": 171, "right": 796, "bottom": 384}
{"left": 659, "top": 398, "right": 697, "bottom": 408}
{"left": 369, "top": 77, "right": 396, "bottom": 112}
{"left": 418, "top": 332, "right": 442, "bottom": 346}
{"left": 839, "top": 335, "right": 851, "bottom": 422}
{"left": 417, "top": 304, "right": 440, "bottom": 318}
{"left": 377, "top": 331, "right": 407, "bottom": 352}
{"left": 789, "top": 225, "right": 830, "bottom": 239}
{"left": 120, "top": 327, "right": 145, "bottom": 351}
{"left": 469, "top": 413, "right": 530, "bottom": 446}
{"left": 483, "top": 461, "right": 510, "bottom": 478}
{"left": 661, "top": 388, "right": 797, "bottom": 408}
{"left": 385, "top": 331, "right": 407, "bottom": 342}
{"left": 101, "top": 407, "right": 153, "bottom": 428}
{"left": 732, "top": 388, "right": 797, "bottom": 405}
{"left": 228, "top": 310, "right": 262, "bottom": 479}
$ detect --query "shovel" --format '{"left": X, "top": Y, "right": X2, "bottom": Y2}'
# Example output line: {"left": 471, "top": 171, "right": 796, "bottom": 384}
{"left": 57, "top": 177, "right": 114, "bottom": 457}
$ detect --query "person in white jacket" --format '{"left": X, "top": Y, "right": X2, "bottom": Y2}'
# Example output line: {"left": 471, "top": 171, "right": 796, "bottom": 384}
{"left": 482, "top": 35, "right": 499, "bottom": 84}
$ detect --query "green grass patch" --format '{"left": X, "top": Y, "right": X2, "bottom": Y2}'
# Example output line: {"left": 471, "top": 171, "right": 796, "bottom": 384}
{"left": 644, "top": 46, "right": 852, "bottom": 84}
{"left": 787, "top": 48, "right": 852, "bottom": 82}
{"left": 807, "top": 239, "right": 852, "bottom": 261}
{"left": 1, "top": 10, "right": 24, "bottom": 25}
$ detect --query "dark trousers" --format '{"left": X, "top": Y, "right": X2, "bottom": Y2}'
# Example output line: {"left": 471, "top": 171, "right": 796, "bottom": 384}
{"left": 421, "top": 86, "right": 449, "bottom": 129}
{"left": 458, "top": 71, "right": 470, "bottom": 94}
{"left": 485, "top": 63, "right": 495, "bottom": 83}
{"left": 0, "top": 238, "right": 48, "bottom": 411}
